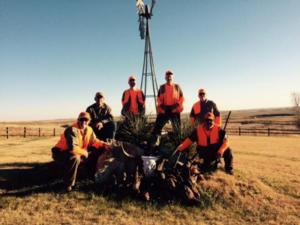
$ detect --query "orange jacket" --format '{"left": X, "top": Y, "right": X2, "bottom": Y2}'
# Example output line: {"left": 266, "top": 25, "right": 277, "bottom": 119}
{"left": 190, "top": 100, "right": 221, "bottom": 126}
{"left": 55, "top": 122, "right": 106, "bottom": 156}
{"left": 121, "top": 88, "right": 145, "bottom": 115}
{"left": 157, "top": 83, "right": 184, "bottom": 114}
{"left": 178, "top": 124, "right": 229, "bottom": 155}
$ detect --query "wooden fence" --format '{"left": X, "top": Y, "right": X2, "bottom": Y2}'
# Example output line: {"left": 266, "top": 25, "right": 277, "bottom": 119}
{"left": 1, "top": 126, "right": 300, "bottom": 138}
{"left": 1, "top": 127, "right": 65, "bottom": 138}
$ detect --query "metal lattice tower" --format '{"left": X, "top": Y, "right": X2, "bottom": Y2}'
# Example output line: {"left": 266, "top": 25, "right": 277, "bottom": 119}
{"left": 137, "top": 1, "right": 158, "bottom": 114}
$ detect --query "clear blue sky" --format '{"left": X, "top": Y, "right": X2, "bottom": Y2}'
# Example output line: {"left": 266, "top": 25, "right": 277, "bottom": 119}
{"left": 1, "top": 0, "right": 299, "bottom": 121}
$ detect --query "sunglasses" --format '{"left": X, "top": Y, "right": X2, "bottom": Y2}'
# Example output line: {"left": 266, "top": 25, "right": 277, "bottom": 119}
{"left": 199, "top": 93, "right": 205, "bottom": 96}
{"left": 79, "top": 118, "right": 89, "bottom": 122}
{"left": 205, "top": 119, "right": 213, "bottom": 122}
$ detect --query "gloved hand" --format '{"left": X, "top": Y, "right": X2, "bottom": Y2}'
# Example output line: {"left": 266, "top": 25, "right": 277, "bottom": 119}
{"left": 160, "top": 105, "right": 166, "bottom": 111}
{"left": 170, "top": 103, "right": 179, "bottom": 111}
{"left": 216, "top": 152, "right": 222, "bottom": 161}
{"left": 103, "top": 143, "right": 110, "bottom": 151}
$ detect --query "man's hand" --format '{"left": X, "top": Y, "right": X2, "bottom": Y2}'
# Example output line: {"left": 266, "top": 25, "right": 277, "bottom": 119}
{"left": 96, "top": 122, "right": 103, "bottom": 130}
{"left": 172, "top": 103, "right": 179, "bottom": 109}
{"left": 81, "top": 150, "right": 89, "bottom": 159}
{"left": 160, "top": 105, "right": 166, "bottom": 111}
{"left": 216, "top": 152, "right": 222, "bottom": 161}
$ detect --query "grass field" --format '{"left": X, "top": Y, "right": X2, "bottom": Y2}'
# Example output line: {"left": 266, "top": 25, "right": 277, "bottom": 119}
{"left": 0, "top": 135, "right": 299, "bottom": 225}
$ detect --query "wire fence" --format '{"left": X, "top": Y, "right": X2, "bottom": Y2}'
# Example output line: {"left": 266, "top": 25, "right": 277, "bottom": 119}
{"left": 1, "top": 126, "right": 300, "bottom": 138}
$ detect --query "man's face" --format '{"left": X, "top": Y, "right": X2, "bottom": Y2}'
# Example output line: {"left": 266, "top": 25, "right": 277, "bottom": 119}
{"left": 165, "top": 74, "right": 173, "bottom": 83}
{"left": 199, "top": 92, "right": 206, "bottom": 101}
{"left": 95, "top": 96, "right": 104, "bottom": 105}
{"left": 129, "top": 79, "right": 136, "bottom": 88}
{"left": 204, "top": 118, "right": 214, "bottom": 130}
{"left": 78, "top": 118, "right": 89, "bottom": 130}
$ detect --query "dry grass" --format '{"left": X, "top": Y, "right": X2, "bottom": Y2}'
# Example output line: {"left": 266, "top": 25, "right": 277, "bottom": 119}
{"left": 0, "top": 135, "right": 299, "bottom": 225}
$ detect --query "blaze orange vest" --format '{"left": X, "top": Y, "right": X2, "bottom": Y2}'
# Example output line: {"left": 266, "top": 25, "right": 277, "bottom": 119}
{"left": 197, "top": 124, "right": 220, "bottom": 147}
{"left": 55, "top": 123, "right": 96, "bottom": 151}
{"left": 192, "top": 101, "right": 201, "bottom": 115}
{"left": 122, "top": 89, "right": 145, "bottom": 115}
{"left": 157, "top": 84, "right": 183, "bottom": 113}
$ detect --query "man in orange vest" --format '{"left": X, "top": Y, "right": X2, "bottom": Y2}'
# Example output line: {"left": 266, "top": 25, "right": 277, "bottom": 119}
{"left": 151, "top": 70, "right": 184, "bottom": 147}
{"left": 177, "top": 112, "right": 233, "bottom": 174}
{"left": 190, "top": 88, "right": 221, "bottom": 126}
{"left": 51, "top": 112, "right": 109, "bottom": 191}
{"left": 86, "top": 92, "right": 116, "bottom": 141}
{"left": 121, "top": 75, "right": 145, "bottom": 117}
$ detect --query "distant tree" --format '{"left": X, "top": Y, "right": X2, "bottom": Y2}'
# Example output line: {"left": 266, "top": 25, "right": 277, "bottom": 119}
{"left": 291, "top": 92, "right": 300, "bottom": 128}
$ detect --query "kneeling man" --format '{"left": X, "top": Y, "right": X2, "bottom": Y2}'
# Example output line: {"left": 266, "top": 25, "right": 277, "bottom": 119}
{"left": 51, "top": 112, "right": 108, "bottom": 191}
{"left": 177, "top": 112, "right": 233, "bottom": 174}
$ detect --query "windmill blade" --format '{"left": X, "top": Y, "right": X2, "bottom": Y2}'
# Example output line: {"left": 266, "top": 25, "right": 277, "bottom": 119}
{"left": 150, "top": 0, "right": 156, "bottom": 15}
{"left": 136, "top": 0, "right": 145, "bottom": 14}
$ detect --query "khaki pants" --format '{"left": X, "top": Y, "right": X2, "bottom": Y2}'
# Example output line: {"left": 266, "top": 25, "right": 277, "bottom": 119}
{"left": 52, "top": 148, "right": 81, "bottom": 187}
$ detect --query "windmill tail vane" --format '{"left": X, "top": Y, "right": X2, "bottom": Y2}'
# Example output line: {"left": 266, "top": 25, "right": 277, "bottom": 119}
{"left": 136, "top": 0, "right": 145, "bottom": 14}
{"left": 136, "top": 0, "right": 156, "bottom": 40}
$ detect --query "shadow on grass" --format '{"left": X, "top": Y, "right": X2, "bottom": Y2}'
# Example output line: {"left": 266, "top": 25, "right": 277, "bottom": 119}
{"left": 0, "top": 162, "right": 99, "bottom": 197}
{"left": 0, "top": 162, "right": 221, "bottom": 208}
{"left": 0, "top": 162, "right": 177, "bottom": 208}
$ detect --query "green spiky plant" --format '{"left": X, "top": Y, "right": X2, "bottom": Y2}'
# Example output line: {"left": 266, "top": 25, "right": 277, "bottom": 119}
{"left": 159, "top": 118, "right": 197, "bottom": 158}
{"left": 115, "top": 114, "right": 153, "bottom": 147}
{"left": 115, "top": 115, "right": 196, "bottom": 157}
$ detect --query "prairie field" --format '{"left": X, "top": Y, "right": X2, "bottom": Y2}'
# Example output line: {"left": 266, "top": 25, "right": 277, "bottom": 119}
{"left": 0, "top": 134, "right": 299, "bottom": 225}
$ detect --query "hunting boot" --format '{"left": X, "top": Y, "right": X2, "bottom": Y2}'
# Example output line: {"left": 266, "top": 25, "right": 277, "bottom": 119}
{"left": 223, "top": 148, "right": 233, "bottom": 175}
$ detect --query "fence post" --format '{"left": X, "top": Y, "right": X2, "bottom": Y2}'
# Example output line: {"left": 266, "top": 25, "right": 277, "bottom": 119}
{"left": 39, "top": 128, "right": 41, "bottom": 137}
{"left": 24, "top": 127, "right": 26, "bottom": 138}
{"left": 239, "top": 127, "right": 241, "bottom": 136}
{"left": 268, "top": 128, "right": 270, "bottom": 136}
{"left": 6, "top": 127, "right": 9, "bottom": 139}
{"left": 53, "top": 128, "right": 56, "bottom": 137}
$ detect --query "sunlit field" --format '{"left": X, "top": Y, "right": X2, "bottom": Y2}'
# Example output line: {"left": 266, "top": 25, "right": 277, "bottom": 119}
{"left": 0, "top": 134, "right": 299, "bottom": 225}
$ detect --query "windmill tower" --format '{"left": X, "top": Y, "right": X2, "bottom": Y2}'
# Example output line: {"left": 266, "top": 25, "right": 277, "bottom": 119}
{"left": 136, "top": 0, "right": 159, "bottom": 114}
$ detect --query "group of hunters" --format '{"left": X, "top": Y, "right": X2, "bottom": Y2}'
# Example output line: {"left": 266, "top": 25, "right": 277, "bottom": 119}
{"left": 51, "top": 70, "right": 234, "bottom": 194}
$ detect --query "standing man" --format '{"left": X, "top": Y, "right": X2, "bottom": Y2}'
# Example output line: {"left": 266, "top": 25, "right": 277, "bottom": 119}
{"left": 177, "top": 112, "right": 233, "bottom": 174}
{"left": 121, "top": 75, "right": 145, "bottom": 117}
{"left": 51, "top": 112, "right": 108, "bottom": 191}
{"left": 190, "top": 88, "right": 221, "bottom": 127}
{"left": 151, "top": 70, "right": 184, "bottom": 146}
{"left": 86, "top": 92, "right": 116, "bottom": 141}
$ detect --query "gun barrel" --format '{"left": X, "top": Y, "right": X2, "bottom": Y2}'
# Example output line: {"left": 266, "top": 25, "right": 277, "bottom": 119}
{"left": 223, "top": 111, "right": 232, "bottom": 131}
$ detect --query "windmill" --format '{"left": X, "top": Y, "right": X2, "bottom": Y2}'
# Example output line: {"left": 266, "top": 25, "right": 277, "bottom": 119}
{"left": 136, "top": 0, "right": 159, "bottom": 114}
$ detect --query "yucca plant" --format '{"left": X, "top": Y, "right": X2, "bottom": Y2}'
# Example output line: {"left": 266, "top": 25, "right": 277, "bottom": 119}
{"left": 157, "top": 118, "right": 197, "bottom": 158}
{"left": 115, "top": 114, "right": 153, "bottom": 147}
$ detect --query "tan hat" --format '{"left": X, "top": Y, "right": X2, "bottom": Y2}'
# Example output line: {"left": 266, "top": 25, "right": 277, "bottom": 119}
{"left": 78, "top": 112, "right": 91, "bottom": 121}
{"left": 128, "top": 75, "right": 136, "bottom": 82}
{"left": 165, "top": 70, "right": 173, "bottom": 76}
{"left": 204, "top": 112, "right": 215, "bottom": 120}
{"left": 94, "top": 92, "right": 104, "bottom": 99}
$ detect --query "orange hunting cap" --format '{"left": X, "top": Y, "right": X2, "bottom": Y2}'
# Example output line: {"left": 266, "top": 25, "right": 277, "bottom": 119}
{"left": 128, "top": 75, "right": 136, "bottom": 82}
{"left": 165, "top": 70, "right": 173, "bottom": 76}
{"left": 204, "top": 112, "right": 215, "bottom": 120}
{"left": 78, "top": 112, "right": 91, "bottom": 121}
